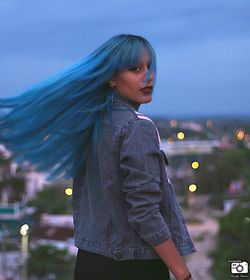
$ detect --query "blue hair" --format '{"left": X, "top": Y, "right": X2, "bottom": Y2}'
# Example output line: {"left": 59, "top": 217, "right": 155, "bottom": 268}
{"left": 0, "top": 34, "right": 157, "bottom": 180}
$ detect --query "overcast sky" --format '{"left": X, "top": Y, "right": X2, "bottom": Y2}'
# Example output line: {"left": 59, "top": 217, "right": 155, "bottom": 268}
{"left": 0, "top": 0, "right": 250, "bottom": 118}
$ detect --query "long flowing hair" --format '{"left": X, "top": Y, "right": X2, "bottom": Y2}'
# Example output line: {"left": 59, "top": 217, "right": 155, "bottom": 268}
{"left": 0, "top": 34, "right": 157, "bottom": 180}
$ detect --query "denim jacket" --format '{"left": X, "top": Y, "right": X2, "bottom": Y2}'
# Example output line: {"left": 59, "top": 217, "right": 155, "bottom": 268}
{"left": 72, "top": 95, "right": 196, "bottom": 260}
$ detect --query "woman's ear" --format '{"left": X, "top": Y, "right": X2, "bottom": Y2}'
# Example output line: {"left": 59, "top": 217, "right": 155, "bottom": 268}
{"left": 109, "top": 78, "right": 116, "bottom": 88}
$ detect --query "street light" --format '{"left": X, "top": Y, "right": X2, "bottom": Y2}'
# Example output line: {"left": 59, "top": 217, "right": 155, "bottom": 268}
{"left": 187, "top": 184, "right": 198, "bottom": 211}
{"left": 188, "top": 184, "right": 198, "bottom": 192}
{"left": 64, "top": 187, "right": 73, "bottom": 196}
{"left": 191, "top": 161, "right": 200, "bottom": 170}
{"left": 20, "top": 224, "right": 29, "bottom": 236}
{"left": 20, "top": 224, "right": 29, "bottom": 280}
{"left": 177, "top": 131, "right": 185, "bottom": 140}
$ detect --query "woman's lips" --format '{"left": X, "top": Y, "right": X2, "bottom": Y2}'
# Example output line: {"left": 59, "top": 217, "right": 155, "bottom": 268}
{"left": 140, "top": 86, "right": 153, "bottom": 94}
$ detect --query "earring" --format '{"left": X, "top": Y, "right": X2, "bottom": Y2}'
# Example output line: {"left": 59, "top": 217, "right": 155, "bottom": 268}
{"left": 109, "top": 80, "right": 116, "bottom": 88}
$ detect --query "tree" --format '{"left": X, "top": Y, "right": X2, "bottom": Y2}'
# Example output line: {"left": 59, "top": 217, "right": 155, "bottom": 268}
{"left": 28, "top": 185, "right": 72, "bottom": 220}
{"left": 28, "top": 244, "right": 75, "bottom": 279}
{"left": 209, "top": 198, "right": 250, "bottom": 279}
{"left": 193, "top": 146, "right": 250, "bottom": 208}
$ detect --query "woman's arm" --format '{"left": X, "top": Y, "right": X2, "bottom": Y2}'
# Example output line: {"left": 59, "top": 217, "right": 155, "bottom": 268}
{"left": 120, "top": 119, "right": 172, "bottom": 246}
{"left": 154, "top": 238, "right": 193, "bottom": 280}
{"left": 120, "top": 118, "right": 193, "bottom": 280}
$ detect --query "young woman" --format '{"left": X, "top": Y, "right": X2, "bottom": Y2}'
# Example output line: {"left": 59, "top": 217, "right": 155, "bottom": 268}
{"left": 0, "top": 34, "right": 196, "bottom": 280}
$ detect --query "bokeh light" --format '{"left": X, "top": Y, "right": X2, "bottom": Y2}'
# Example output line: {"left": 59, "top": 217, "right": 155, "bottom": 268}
{"left": 244, "top": 217, "right": 250, "bottom": 223}
{"left": 244, "top": 134, "right": 250, "bottom": 141}
{"left": 170, "top": 119, "right": 178, "bottom": 128}
{"left": 188, "top": 184, "right": 198, "bottom": 192}
{"left": 64, "top": 187, "right": 73, "bottom": 196}
{"left": 167, "top": 137, "right": 175, "bottom": 144}
{"left": 236, "top": 129, "right": 245, "bottom": 141}
{"left": 177, "top": 132, "right": 185, "bottom": 140}
{"left": 191, "top": 161, "right": 200, "bottom": 169}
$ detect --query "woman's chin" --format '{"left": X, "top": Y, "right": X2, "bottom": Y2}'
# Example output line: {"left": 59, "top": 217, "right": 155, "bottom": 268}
{"left": 141, "top": 95, "right": 152, "bottom": 104}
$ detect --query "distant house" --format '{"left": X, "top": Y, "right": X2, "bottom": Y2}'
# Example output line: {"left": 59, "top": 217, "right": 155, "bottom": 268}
{"left": 31, "top": 214, "right": 76, "bottom": 255}
{"left": 223, "top": 180, "right": 244, "bottom": 214}
{"left": 161, "top": 139, "right": 222, "bottom": 156}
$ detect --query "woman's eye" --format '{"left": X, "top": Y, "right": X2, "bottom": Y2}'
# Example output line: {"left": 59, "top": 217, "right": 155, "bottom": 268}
{"left": 130, "top": 66, "right": 141, "bottom": 72}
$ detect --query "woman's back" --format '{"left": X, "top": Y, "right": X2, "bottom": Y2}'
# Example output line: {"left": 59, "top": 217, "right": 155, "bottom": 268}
{"left": 72, "top": 95, "right": 196, "bottom": 262}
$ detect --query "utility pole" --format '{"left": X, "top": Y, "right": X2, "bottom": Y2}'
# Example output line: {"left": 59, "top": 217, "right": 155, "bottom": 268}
{"left": 20, "top": 224, "right": 29, "bottom": 280}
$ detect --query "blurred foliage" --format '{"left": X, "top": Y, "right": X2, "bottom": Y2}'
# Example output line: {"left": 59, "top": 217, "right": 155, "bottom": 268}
{"left": 209, "top": 201, "right": 250, "bottom": 279}
{"left": 208, "top": 192, "right": 227, "bottom": 210}
{"left": 28, "top": 185, "right": 72, "bottom": 221}
{"left": 28, "top": 244, "right": 75, "bottom": 279}
{"left": 195, "top": 145, "right": 250, "bottom": 196}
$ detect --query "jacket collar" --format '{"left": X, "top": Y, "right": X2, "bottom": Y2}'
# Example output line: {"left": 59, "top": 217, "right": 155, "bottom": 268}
{"left": 113, "top": 93, "right": 140, "bottom": 111}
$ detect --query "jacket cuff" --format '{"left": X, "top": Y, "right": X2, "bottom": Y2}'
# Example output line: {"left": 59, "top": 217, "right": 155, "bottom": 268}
{"left": 142, "top": 226, "right": 172, "bottom": 247}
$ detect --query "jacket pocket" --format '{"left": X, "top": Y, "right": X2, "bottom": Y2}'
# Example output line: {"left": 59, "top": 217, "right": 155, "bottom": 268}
{"left": 158, "top": 151, "right": 171, "bottom": 222}
{"left": 158, "top": 151, "right": 186, "bottom": 226}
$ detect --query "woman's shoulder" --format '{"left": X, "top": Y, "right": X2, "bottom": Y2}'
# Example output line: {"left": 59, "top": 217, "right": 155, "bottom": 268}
{"left": 133, "top": 111, "right": 154, "bottom": 125}
{"left": 108, "top": 95, "right": 155, "bottom": 128}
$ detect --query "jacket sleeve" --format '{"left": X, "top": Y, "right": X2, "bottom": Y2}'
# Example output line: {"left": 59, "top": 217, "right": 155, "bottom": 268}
{"left": 120, "top": 118, "right": 171, "bottom": 247}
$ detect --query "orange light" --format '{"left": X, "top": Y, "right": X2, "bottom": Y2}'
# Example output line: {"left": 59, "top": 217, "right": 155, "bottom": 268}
{"left": 167, "top": 137, "right": 175, "bottom": 144}
{"left": 236, "top": 130, "right": 245, "bottom": 141}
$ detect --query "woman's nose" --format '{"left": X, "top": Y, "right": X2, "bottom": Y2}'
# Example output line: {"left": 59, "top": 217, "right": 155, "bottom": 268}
{"left": 144, "top": 72, "right": 154, "bottom": 84}
{"left": 148, "top": 73, "right": 154, "bottom": 83}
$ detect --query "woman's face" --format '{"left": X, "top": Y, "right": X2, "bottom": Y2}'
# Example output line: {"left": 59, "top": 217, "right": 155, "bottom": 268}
{"left": 110, "top": 52, "right": 155, "bottom": 109}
